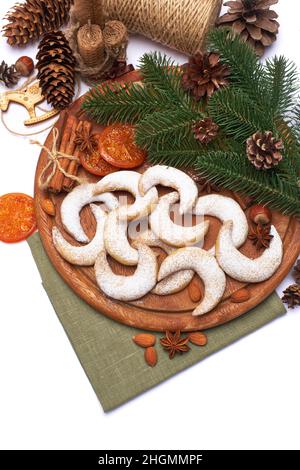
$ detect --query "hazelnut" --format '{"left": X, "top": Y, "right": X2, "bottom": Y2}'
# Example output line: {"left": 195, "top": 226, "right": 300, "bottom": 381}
{"left": 248, "top": 204, "right": 272, "bottom": 225}
{"left": 15, "top": 56, "right": 34, "bottom": 77}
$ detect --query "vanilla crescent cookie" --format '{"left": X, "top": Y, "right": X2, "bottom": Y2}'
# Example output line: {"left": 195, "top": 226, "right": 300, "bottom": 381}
{"left": 61, "top": 183, "right": 119, "bottom": 243}
{"left": 104, "top": 210, "right": 138, "bottom": 266}
{"left": 158, "top": 247, "right": 226, "bottom": 316}
{"left": 139, "top": 165, "right": 198, "bottom": 214}
{"left": 94, "top": 242, "right": 158, "bottom": 301}
{"left": 93, "top": 170, "right": 158, "bottom": 221}
{"left": 150, "top": 192, "right": 209, "bottom": 247}
{"left": 136, "top": 230, "right": 194, "bottom": 295}
{"left": 52, "top": 205, "right": 106, "bottom": 266}
{"left": 216, "top": 221, "right": 283, "bottom": 283}
{"left": 194, "top": 194, "right": 248, "bottom": 254}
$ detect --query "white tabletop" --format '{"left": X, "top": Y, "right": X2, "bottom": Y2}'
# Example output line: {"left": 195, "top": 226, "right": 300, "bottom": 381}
{"left": 0, "top": 0, "right": 299, "bottom": 450}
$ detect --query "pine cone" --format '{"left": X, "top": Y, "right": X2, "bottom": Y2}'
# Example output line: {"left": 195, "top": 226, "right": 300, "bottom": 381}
{"left": 246, "top": 131, "right": 284, "bottom": 170}
{"left": 192, "top": 118, "right": 219, "bottom": 144}
{"left": 36, "top": 31, "right": 76, "bottom": 110}
{"left": 217, "top": 0, "right": 279, "bottom": 57}
{"left": 2, "top": 0, "right": 73, "bottom": 47}
{"left": 182, "top": 52, "right": 230, "bottom": 100}
{"left": 282, "top": 284, "right": 300, "bottom": 309}
{"left": 293, "top": 260, "right": 300, "bottom": 285}
{"left": 0, "top": 60, "right": 19, "bottom": 87}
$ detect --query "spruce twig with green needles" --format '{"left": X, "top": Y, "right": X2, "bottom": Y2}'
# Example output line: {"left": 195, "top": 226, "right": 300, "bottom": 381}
{"left": 82, "top": 28, "right": 300, "bottom": 218}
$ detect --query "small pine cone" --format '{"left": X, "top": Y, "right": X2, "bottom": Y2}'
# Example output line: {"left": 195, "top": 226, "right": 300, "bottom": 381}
{"left": 246, "top": 131, "right": 284, "bottom": 170}
{"left": 182, "top": 52, "right": 230, "bottom": 100}
{"left": 193, "top": 118, "right": 219, "bottom": 144}
{"left": 282, "top": 284, "right": 300, "bottom": 309}
{"left": 0, "top": 60, "right": 19, "bottom": 87}
{"left": 2, "top": 0, "right": 73, "bottom": 47}
{"left": 36, "top": 31, "right": 76, "bottom": 110}
{"left": 217, "top": 0, "right": 279, "bottom": 57}
{"left": 293, "top": 260, "right": 300, "bottom": 285}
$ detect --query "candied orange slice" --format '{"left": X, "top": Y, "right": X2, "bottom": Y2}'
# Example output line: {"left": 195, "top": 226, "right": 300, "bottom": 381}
{"left": 99, "top": 124, "right": 146, "bottom": 169}
{"left": 0, "top": 193, "right": 36, "bottom": 243}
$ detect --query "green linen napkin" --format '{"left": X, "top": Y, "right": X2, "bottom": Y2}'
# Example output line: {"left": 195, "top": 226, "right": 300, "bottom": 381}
{"left": 28, "top": 232, "right": 286, "bottom": 412}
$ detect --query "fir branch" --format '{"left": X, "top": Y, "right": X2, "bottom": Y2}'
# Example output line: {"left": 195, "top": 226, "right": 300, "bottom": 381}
{"left": 139, "top": 52, "right": 194, "bottom": 111}
{"left": 292, "top": 103, "right": 300, "bottom": 145}
{"left": 264, "top": 56, "right": 299, "bottom": 118}
{"left": 276, "top": 119, "right": 300, "bottom": 177}
{"left": 82, "top": 82, "right": 171, "bottom": 124}
{"left": 135, "top": 109, "right": 203, "bottom": 150}
{"left": 195, "top": 151, "right": 300, "bottom": 218}
{"left": 207, "top": 28, "right": 267, "bottom": 109}
{"left": 147, "top": 136, "right": 224, "bottom": 167}
{"left": 148, "top": 148, "right": 201, "bottom": 168}
{"left": 208, "top": 87, "right": 273, "bottom": 141}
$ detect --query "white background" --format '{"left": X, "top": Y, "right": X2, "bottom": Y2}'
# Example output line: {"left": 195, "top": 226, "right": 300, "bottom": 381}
{"left": 0, "top": 0, "right": 299, "bottom": 450}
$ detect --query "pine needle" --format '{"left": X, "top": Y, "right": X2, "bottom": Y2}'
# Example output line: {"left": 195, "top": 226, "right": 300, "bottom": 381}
{"left": 82, "top": 82, "right": 171, "bottom": 124}
{"left": 136, "top": 108, "right": 203, "bottom": 150}
{"left": 195, "top": 151, "right": 300, "bottom": 218}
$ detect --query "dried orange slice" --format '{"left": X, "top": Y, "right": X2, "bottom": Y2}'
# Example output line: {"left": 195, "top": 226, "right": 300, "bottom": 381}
{"left": 0, "top": 193, "right": 36, "bottom": 243}
{"left": 80, "top": 149, "right": 119, "bottom": 176}
{"left": 99, "top": 124, "right": 146, "bottom": 169}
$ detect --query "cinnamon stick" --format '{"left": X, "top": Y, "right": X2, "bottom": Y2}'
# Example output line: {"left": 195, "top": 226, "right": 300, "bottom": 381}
{"left": 48, "top": 114, "right": 78, "bottom": 193}
{"left": 62, "top": 121, "right": 84, "bottom": 192}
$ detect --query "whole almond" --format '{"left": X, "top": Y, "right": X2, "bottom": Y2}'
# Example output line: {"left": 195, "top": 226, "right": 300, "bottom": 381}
{"left": 157, "top": 251, "right": 167, "bottom": 266}
{"left": 188, "top": 277, "right": 202, "bottom": 303}
{"left": 144, "top": 347, "right": 158, "bottom": 367}
{"left": 231, "top": 288, "right": 251, "bottom": 303}
{"left": 41, "top": 198, "right": 56, "bottom": 217}
{"left": 132, "top": 333, "right": 156, "bottom": 348}
{"left": 189, "top": 332, "right": 207, "bottom": 347}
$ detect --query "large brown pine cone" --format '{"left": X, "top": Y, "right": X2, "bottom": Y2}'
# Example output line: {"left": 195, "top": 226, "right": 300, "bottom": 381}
{"left": 182, "top": 52, "right": 230, "bottom": 100}
{"left": 36, "top": 31, "right": 76, "bottom": 110}
{"left": 217, "top": 0, "right": 279, "bottom": 57}
{"left": 246, "top": 131, "right": 284, "bottom": 170}
{"left": 2, "top": 0, "right": 73, "bottom": 47}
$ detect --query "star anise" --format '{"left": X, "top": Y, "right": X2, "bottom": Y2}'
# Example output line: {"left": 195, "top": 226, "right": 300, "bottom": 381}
{"left": 248, "top": 223, "right": 273, "bottom": 250}
{"left": 74, "top": 125, "right": 98, "bottom": 154}
{"left": 160, "top": 330, "right": 190, "bottom": 359}
{"left": 197, "top": 176, "right": 220, "bottom": 194}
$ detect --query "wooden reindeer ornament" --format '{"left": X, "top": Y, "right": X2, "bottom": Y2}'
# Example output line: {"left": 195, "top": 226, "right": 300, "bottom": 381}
{"left": 0, "top": 81, "right": 59, "bottom": 126}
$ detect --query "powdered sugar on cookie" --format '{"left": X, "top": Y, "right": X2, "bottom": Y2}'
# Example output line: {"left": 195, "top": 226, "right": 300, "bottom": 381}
{"left": 139, "top": 165, "right": 198, "bottom": 214}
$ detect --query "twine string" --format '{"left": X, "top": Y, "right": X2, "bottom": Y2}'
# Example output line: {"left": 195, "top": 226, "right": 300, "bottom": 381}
{"left": 100, "top": 0, "right": 222, "bottom": 55}
{"left": 31, "top": 128, "right": 84, "bottom": 190}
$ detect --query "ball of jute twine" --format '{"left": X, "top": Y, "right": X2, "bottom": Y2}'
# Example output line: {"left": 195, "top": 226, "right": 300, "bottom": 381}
{"left": 72, "top": 0, "right": 105, "bottom": 28}
{"left": 100, "top": 0, "right": 223, "bottom": 55}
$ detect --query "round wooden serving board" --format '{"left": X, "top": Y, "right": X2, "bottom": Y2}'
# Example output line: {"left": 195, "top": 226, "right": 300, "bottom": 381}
{"left": 35, "top": 71, "right": 300, "bottom": 332}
